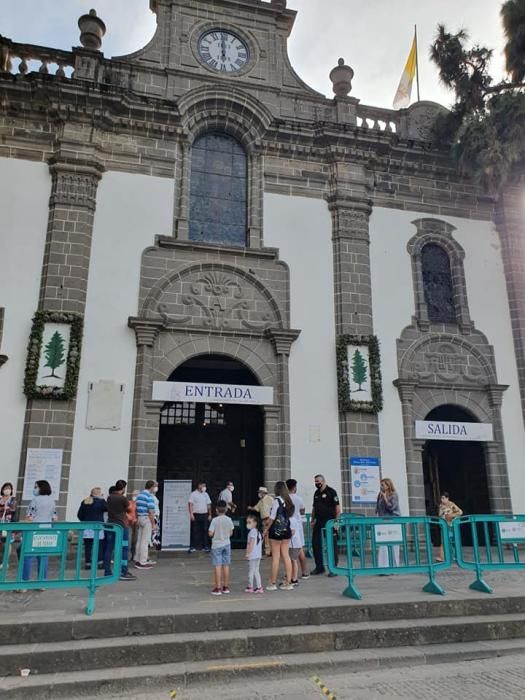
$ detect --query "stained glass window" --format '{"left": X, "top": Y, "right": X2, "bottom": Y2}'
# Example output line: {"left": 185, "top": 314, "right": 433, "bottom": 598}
{"left": 189, "top": 133, "right": 247, "bottom": 247}
{"left": 421, "top": 244, "right": 456, "bottom": 323}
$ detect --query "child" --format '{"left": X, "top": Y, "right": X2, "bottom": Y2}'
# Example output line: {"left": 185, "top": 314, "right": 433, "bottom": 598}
{"left": 208, "top": 500, "right": 234, "bottom": 595}
{"left": 289, "top": 521, "right": 302, "bottom": 587}
{"left": 245, "top": 514, "right": 264, "bottom": 594}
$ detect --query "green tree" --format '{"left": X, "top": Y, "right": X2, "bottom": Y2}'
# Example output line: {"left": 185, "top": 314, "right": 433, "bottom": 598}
{"left": 351, "top": 349, "right": 368, "bottom": 392}
{"left": 430, "top": 0, "right": 525, "bottom": 193}
{"left": 43, "top": 331, "right": 66, "bottom": 379}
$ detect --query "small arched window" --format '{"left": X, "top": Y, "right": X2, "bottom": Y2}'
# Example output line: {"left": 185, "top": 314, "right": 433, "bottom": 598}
{"left": 421, "top": 243, "right": 456, "bottom": 323}
{"left": 189, "top": 132, "right": 247, "bottom": 247}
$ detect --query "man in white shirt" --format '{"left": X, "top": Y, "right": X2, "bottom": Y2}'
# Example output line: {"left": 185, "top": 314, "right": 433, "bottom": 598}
{"left": 286, "top": 479, "right": 309, "bottom": 579}
{"left": 218, "top": 481, "right": 236, "bottom": 514}
{"left": 188, "top": 481, "right": 212, "bottom": 552}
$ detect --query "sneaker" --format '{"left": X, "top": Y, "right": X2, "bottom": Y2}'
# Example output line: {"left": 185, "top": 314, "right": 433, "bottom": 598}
{"left": 266, "top": 583, "right": 277, "bottom": 591}
{"left": 222, "top": 587, "right": 231, "bottom": 594}
{"left": 254, "top": 587, "right": 264, "bottom": 594}
{"left": 146, "top": 559, "right": 157, "bottom": 565}
{"left": 188, "top": 548, "right": 196, "bottom": 553}
{"left": 203, "top": 547, "right": 210, "bottom": 553}
{"left": 310, "top": 569, "right": 325, "bottom": 575}
{"left": 301, "top": 573, "right": 310, "bottom": 580}
{"left": 134, "top": 562, "right": 153, "bottom": 570}
{"left": 279, "top": 583, "right": 295, "bottom": 591}
{"left": 211, "top": 588, "right": 222, "bottom": 596}
{"left": 290, "top": 579, "right": 299, "bottom": 587}
{"left": 120, "top": 572, "right": 137, "bottom": 581}
{"left": 244, "top": 586, "right": 254, "bottom": 593}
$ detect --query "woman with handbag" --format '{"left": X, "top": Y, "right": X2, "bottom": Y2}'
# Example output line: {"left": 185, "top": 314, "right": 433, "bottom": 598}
{"left": 0, "top": 482, "right": 17, "bottom": 569}
{"left": 263, "top": 481, "right": 295, "bottom": 591}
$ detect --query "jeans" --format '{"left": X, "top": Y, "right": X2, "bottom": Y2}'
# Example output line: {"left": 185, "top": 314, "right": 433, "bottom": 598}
{"left": 23, "top": 556, "right": 48, "bottom": 581}
{"left": 84, "top": 538, "right": 105, "bottom": 567}
{"left": 211, "top": 545, "right": 231, "bottom": 566}
{"left": 312, "top": 521, "right": 338, "bottom": 572}
{"left": 104, "top": 527, "right": 129, "bottom": 576}
{"left": 248, "top": 558, "right": 262, "bottom": 589}
{"left": 190, "top": 513, "right": 209, "bottom": 550}
{"left": 136, "top": 516, "right": 152, "bottom": 565}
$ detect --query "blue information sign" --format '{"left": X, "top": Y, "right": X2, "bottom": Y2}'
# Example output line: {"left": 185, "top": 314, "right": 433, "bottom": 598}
{"left": 349, "top": 457, "right": 381, "bottom": 504}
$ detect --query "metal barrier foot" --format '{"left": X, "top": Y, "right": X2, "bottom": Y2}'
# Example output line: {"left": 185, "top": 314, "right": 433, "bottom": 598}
{"left": 469, "top": 577, "right": 493, "bottom": 594}
{"left": 422, "top": 579, "right": 446, "bottom": 596}
{"left": 342, "top": 580, "right": 362, "bottom": 600}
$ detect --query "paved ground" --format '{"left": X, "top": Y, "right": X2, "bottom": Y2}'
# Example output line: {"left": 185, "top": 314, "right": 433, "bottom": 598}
{"left": 2, "top": 550, "right": 525, "bottom": 622}
{"left": 85, "top": 654, "right": 525, "bottom": 699}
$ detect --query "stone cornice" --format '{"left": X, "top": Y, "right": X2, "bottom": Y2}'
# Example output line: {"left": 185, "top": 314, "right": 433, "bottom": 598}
{"left": 265, "top": 328, "right": 301, "bottom": 356}
{"left": 128, "top": 318, "right": 165, "bottom": 347}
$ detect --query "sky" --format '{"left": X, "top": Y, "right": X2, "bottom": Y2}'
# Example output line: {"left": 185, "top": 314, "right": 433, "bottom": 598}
{"left": 2, "top": 0, "right": 507, "bottom": 109}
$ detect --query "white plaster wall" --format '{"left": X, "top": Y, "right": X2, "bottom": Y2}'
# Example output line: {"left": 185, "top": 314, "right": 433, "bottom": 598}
{"left": 67, "top": 172, "right": 173, "bottom": 518}
{"left": 0, "top": 159, "right": 50, "bottom": 494}
{"left": 264, "top": 194, "right": 341, "bottom": 510}
{"left": 370, "top": 208, "right": 525, "bottom": 514}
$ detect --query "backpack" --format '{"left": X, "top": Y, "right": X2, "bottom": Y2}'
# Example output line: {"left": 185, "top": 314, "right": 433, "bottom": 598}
{"left": 270, "top": 497, "right": 291, "bottom": 538}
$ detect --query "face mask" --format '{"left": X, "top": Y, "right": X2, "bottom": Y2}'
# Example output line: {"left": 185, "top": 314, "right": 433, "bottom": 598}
{"left": 153, "top": 487, "right": 159, "bottom": 494}
{"left": 2, "top": 490, "right": 12, "bottom": 497}
{"left": 247, "top": 522, "right": 255, "bottom": 530}
{"left": 33, "top": 488, "right": 40, "bottom": 496}
{"left": 315, "top": 483, "right": 322, "bottom": 489}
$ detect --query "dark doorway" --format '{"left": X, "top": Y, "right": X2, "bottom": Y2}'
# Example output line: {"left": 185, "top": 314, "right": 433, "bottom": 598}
{"left": 157, "top": 355, "right": 264, "bottom": 517}
{"left": 422, "top": 405, "right": 491, "bottom": 522}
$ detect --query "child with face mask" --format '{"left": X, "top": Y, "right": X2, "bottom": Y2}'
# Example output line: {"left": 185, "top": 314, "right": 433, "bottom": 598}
{"left": 0, "top": 482, "right": 17, "bottom": 569}
{"left": 244, "top": 514, "right": 264, "bottom": 593}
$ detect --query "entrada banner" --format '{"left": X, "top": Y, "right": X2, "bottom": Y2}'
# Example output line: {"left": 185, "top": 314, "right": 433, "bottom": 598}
{"left": 415, "top": 421, "right": 494, "bottom": 442}
{"left": 152, "top": 381, "right": 274, "bottom": 406}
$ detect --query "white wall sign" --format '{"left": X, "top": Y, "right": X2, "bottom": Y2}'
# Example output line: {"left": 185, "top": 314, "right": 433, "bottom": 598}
{"left": 36, "top": 323, "right": 71, "bottom": 389}
{"left": 374, "top": 524, "right": 403, "bottom": 544}
{"left": 347, "top": 344, "right": 372, "bottom": 403}
{"left": 22, "top": 448, "right": 63, "bottom": 500}
{"left": 499, "top": 521, "right": 525, "bottom": 542}
{"left": 86, "top": 380, "right": 125, "bottom": 430}
{"left": 415, "top": 421, "right": 494, "bottom": 442}
{"left": 161, "top": 480, "right": 192, "bottom": 550}
{"left": 153, "top": 381, "right": 274, "bottom": 406}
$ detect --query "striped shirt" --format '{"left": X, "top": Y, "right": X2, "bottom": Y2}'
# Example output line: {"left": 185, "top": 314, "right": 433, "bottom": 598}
{"left": 136, "top": 489, "right": 156, "bottom": 516}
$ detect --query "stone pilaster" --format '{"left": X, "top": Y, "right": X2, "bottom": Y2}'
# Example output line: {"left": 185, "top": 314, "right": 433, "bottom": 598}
{"left": 486, "top": 384, "right": 512, "bottom": 514}
{"left": 128, "top": 319, "right": 165, "bottom": 489}
{"left": 496, "top": 190, "right": 525, "bottom": 426}
{"left": 17, "top": 159, "right": 103, "bottom": 516}
{"left": 327, "top": 162, "right": 380, "bottom": 512}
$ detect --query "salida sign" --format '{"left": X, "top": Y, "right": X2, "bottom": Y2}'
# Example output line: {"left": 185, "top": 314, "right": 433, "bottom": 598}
{"left": 415, "top": 421, "right": 494, "bottom": 442}
{"left": 152, "top": 381, "right": 274, "bottom": 406}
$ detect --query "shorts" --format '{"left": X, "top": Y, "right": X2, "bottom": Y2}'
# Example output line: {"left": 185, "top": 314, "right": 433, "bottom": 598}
{"left": 289, "top": 547, "right": 301, "bottom": 561}
{"left": 211, "top": 545, "right": 231, "bottom": 566}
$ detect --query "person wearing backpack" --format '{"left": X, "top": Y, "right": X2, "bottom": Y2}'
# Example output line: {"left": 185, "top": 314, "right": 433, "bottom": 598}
{"left": 264, "top": 481, "right": 295, "bottom": 591}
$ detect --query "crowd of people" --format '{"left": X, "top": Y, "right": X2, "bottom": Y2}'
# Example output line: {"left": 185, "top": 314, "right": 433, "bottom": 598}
{"left": 0, "top": 475, "right": 464, "bottom": 594}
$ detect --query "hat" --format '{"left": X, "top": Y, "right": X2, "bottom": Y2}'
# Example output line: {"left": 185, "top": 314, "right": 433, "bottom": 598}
{"left": 258, "top": 486, "right": 268, "bottom": 493}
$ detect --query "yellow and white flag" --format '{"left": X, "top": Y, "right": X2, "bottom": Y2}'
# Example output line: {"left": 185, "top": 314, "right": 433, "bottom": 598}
{"left": 393, "top": 35, "right": 417, "bottom": 109}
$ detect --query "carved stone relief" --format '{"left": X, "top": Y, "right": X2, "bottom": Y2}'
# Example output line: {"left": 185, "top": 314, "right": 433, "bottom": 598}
{"left": 50, "top": 168, "right": 101, "bottom": 209}
{"left": 406, "top": 101, "right": 445, "bottom": 141}
{"left": 150, "top": 267, "right": 281, "bottom": 331}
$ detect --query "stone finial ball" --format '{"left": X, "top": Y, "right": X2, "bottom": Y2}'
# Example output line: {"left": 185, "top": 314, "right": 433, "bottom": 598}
{"left": 329, "top": 58, "right": 354, "bottom": 98}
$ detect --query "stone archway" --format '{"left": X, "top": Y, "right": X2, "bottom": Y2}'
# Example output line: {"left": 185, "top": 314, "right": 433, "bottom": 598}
{"left": 395, "top": 330, "right": 512, "bottom": 516}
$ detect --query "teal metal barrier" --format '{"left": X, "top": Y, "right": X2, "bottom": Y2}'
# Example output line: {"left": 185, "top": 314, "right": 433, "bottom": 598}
{"left": 0, "top": 522, "right": 123, "bottom": 615}
{"left": 453, "top": 514, "right": 525, "bottom": 594}
{"left": 324, "top": 515, "right": 452, "bottom": 600}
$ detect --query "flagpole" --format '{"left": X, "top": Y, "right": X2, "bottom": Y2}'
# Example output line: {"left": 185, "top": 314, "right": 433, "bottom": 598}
{"left": 414, "top": 24, "right": 421, "bottom": 102}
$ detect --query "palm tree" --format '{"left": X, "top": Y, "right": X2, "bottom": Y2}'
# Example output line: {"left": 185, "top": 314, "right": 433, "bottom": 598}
{"left": 501, "top": 0, "right": 525, "bottom": 83}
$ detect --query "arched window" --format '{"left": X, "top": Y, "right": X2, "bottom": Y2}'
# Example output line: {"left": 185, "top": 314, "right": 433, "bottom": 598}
{"left": 421, "top": 243, "right": 456, "bottom": 323}
{"left": 189, "top": 132, "right": 247, "bottom": 247}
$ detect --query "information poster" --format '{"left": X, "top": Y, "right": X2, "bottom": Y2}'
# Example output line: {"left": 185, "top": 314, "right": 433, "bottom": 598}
{"left": 350, "top": 457, "right": 381, "bottom": 504}
{"left": 374, "top": 524, "right": 404, "bottom": 544}
{"left": 22, "top": 449, "right": 63, "bottom": 501}
{"left": 161, "top": 480, "right": 192, "bottom": 551}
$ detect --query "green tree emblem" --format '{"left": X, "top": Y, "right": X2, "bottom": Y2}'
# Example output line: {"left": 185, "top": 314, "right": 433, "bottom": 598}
{"left": 351, "top": 349, "right": 368, "bottom": 392}
{"left": 43, "top": 331, "right": 66, "bottom": 379}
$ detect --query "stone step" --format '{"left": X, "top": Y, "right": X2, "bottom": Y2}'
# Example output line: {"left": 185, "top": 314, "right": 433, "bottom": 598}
{"left": 2, "top": 613, "right": 525, "bottom": 677}
{"left": 4, "top": 594, "right": 525, "bottom": 645}
{"left": 3, "top": 638, "right": 525, "bottom": 700}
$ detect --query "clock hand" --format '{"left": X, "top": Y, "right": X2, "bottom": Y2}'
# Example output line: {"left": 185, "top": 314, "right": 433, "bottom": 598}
{"left": 221, "top": 34, "right": 227, "bottom": 61}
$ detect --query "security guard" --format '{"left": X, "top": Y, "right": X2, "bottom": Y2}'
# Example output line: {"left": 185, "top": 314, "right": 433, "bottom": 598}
{"left": 311, "top": 474, "right": 341, "bottom": 575}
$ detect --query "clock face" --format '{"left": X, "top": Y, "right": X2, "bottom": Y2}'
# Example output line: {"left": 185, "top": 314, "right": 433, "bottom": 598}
{"left": 198, "top": 30, "right": 249, "bottom": 73}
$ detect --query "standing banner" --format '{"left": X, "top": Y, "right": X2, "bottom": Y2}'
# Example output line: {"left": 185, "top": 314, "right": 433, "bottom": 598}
{"left": 22, "top": 448, "right": 63, "bottom": 501}
{"left": 350, "top": 457, "right": 381, "bottom": 504}
{"left": 161, "top": 480, "right": 192, "bottom": 550}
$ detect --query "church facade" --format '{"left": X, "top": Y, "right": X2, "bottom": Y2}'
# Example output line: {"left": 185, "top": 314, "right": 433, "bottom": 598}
{"left": 1, "top": 0, "right": 524, "bottom": 520}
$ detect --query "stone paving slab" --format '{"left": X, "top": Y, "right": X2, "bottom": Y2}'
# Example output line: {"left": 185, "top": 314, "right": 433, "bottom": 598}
{"left": 2, "top": 551, "right": 525, "bottom": 623}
